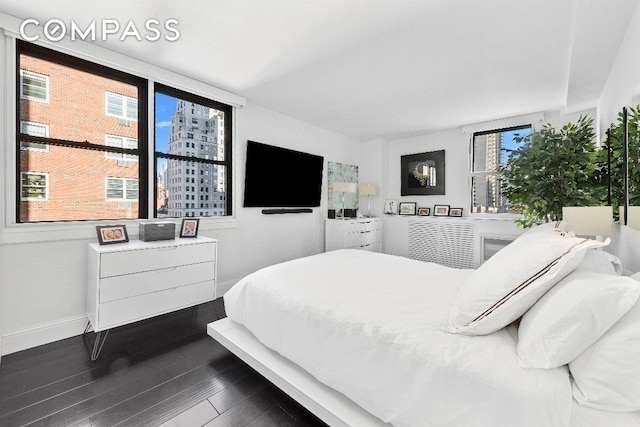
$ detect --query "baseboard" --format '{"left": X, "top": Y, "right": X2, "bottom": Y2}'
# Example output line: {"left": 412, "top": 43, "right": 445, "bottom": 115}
{"left": 1, "top": 315, "right": 88, "bottom": 356}
{"left": 1, "top": 279, "right": 240, "bottom": 357}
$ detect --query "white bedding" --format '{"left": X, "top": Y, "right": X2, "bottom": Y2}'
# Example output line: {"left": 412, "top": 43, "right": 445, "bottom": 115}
{"left": 224, "top": 249, "right": 574, "bottom": 427}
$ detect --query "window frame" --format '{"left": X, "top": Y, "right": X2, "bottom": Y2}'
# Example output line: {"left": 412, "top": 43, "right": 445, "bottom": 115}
{"left": 15, "top": 39, "right": 148, "bottom": 223}
{"left": 154, "top": 82, "right": 233, "bottom": 218}
{"left": 2, "top": 35, "right": 243, "bottom": 243}
{"left": 470, "top": 124, "right": 532, "bottom": 215}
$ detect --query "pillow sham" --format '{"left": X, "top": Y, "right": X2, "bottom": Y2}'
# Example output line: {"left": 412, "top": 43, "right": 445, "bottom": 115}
{"left": 447, "top": 231, "right": 608, "bottom": 335}
{"left": 516, "top": 270, "right": 640, "bottom": 368}
{"left": 570, "top": 299, "right": 640, "bottom": 411}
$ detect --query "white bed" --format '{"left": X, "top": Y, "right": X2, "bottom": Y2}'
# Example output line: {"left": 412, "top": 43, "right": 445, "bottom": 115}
{"left": 208, "top": 228, "right": 640, "bottom": 427}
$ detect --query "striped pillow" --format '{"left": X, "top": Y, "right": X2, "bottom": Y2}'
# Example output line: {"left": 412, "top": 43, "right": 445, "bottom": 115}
{"left": 446, "top": 230, "right": 608, "bottom": 335}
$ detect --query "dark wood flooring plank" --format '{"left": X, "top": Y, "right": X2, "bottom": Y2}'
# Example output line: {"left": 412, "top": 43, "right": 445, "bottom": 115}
{"left": 203, "top": 385, "right": 283, "bottom": 427}
{"left": 32, "top": 346, "right": 234, "bottom": 427}
{"left": 158, "top": 400, "right": 219, "bottom": 427}
{"left": 105, "top": 357, "right": 253, "bottom": 427}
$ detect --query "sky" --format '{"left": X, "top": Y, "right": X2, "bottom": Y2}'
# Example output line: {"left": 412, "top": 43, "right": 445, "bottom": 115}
{"left": 501, "top": 127, "right": 532, "bottom": 165}
{"left": 155, "top": 92, "right": 176, "bottom": 153}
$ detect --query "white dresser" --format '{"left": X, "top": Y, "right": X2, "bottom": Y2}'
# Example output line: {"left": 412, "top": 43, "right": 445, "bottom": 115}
{"left": 325, "top": 218, "right": 382, "bottom": 252}
{"left": 86, "top": 236, "right": 217, "bottom": 358}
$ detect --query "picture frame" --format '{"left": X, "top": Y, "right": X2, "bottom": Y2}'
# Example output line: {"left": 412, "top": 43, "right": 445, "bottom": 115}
{"left": 400, "top": 150, "right": 445, "bottom": 196}
{"left": 180, "top": 218, "right": 200, "bottom": 238}
{"left": 384, "top": 199, "right": 398, "bottom": 215}
{"left": 417, "top": 207, "right": 431, "bottom": 216}
{"left": 433, "top": 204, "right": 450, "bottom": 216}
{"left": 449, "top": 208, "right": 463, "bottom": 217}
{"left": 398, "top": 202, "right": 417, "bottom": 215}
{"left": 96, "top": 225, "right": 129, "bottom": 245}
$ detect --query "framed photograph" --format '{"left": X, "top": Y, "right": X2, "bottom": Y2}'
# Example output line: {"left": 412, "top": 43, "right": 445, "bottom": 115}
{"left": 433, "top": 204, "right": 450, "bottom": 216}
{"left": 398, "top": 202, "right": 417, "bottom": 215}
{"left": 180, "top": 218, "right": 200, "bottom": 238}
{"left": 418, "top": 207, "right": 431, "bottom": 216}
{"left": 449, "top": 208, "right": 463, "bottom": 217}
{"left": 384, "top": 199, "right": 398, "bottom": 215}
{"left": 401, "top": 149, "right": 445, "bottom": 196}
{"left": 96, "top": 225, "right": 129, "bottom": 245}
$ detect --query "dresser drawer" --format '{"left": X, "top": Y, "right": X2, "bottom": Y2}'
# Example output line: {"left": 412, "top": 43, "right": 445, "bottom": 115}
{"left": 99, "top": 261, "right": 215, "bottom": 302}
{"left": 97, "top": 280, "right": 215, "bottom": 329}
{"left": 100, "top": 242, "right": 215, "bottom": 278}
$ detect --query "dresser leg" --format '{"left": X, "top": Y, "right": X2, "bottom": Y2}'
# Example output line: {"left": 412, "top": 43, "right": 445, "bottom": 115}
{"left": 91, "top": 329, "right": 109, "bottom": 361}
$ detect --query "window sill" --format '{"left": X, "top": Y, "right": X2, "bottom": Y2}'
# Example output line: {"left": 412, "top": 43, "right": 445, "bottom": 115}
{"left": 0, "top": 217, "right": 239, "bottom": 245}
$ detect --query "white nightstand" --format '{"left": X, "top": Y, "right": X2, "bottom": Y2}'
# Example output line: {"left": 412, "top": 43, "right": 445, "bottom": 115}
{"left": 325, "top": 218, "right": 382, "bottom": 252}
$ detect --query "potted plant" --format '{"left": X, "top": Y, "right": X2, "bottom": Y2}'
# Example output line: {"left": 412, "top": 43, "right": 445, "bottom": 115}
{"left": 500, "top": 115, "right": 605, "bottom": 227}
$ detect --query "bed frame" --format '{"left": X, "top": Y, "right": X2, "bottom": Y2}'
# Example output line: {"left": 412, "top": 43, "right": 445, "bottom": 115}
{"left": 207, "top": 318, "right": 389, "bottom": 427}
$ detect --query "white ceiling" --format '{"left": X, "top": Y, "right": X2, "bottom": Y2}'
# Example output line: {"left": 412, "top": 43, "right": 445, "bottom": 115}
{"left": 2, "top": 0, "right": 639, "bottom": 141}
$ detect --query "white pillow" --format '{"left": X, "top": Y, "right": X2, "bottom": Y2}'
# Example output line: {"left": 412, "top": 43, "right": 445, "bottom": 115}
{"left": 570, "top": 299, "right": 640, "bottom": 411}
{"left": 574, "top": 249, "right": 623, "bottom": 276}
{"left": 515, "top": 221, "right": 564, "bottom": 239}
{"left": 516, "top": 270, "right": 640, "bottom": 368}
{"left": 447, "top": 231, "right": 608, "bottom": 335}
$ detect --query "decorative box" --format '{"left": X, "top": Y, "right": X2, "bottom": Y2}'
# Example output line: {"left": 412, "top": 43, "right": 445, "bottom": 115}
{"left": 139, "top": 222, "right": 175, "bottom": 242}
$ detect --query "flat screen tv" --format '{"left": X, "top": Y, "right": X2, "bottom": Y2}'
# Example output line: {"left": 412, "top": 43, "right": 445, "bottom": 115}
{"left": 243, "top": 140, "right": 324, "bottom": 208}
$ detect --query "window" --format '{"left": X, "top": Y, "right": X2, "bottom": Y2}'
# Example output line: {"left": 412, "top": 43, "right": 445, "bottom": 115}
{"left": 17, "top": 40, "right": 146, "bottom": 223}
{"left": 105, "top": 135, "right": 138, "bottom": 161}
{"left": 16, "top": 40, "right": 234, "bottom": 224}
{"left": 21, "top": 172, "right": 48, "bottom": 200}
{"left": 20, "top": 70, "right": 49, "bottom": 102}
{"left": 106, "top": 177, "right": 139, "bottom": 201}
{"left": 155, "top": 83, "right": 233, "bottom": 218}
{"left": 470, "top": 125, "right": 532, "bottom": 213}
{"left": 20, "top": 121, "right": 49, "bottom": 151}
{"left": 106, "top": 91, "right": 138, "bottom": 121}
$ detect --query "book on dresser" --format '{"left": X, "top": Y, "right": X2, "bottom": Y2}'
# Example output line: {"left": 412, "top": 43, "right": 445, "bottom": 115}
{"left": 325, "top": 218, "right": 382, "bottom": 252}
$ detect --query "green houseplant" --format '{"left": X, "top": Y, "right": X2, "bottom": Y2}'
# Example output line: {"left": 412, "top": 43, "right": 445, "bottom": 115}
{"left": 597, "top": 105, "right": 640, "bottom": 214}
{"left": 500, "top": 115, "right": 604, "bottom": 228}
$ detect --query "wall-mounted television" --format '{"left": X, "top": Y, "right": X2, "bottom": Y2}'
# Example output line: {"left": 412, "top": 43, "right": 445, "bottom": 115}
{"left": 243, "top": 140, "right": 324, "bottom": 208}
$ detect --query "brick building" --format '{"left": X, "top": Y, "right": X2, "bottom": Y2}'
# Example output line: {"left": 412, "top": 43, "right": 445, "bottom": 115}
{"left": 19, "top": 52, "right": 140, "bottom": 222}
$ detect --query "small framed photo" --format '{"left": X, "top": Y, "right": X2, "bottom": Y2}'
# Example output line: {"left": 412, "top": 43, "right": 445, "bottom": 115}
{"left": 180, "top": 218, "right": 200, "bottom": 238}
{"left": 418, "top": 207, "right": 431, "bottom": 216}
{"left": 96, "top": 225, "right": 129, "bottom": 245}
{"left": 449, "top": 208, "right": 463, "bottom": 217}
{"left": 398, "top": 202, "right": 417, "bottom": 215}
{"left": 384, "top": 199, "right": 398, "bottom": 215}
{"left": 433, "top": 204, "right": 450, "bottom": 216}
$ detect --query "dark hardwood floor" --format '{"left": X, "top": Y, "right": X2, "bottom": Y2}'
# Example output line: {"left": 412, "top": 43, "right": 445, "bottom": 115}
{"left": 0, "top": 299, "right": 327, "bottom": 427}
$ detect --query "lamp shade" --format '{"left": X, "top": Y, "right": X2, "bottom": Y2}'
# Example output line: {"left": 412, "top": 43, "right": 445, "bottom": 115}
{"left": 333, "top": 182, "right": 356, "bottom": 193}
{"left": 562, "top": 206, "right": 613, "bottom": 237}
{"left": 359, "top": 184, "right": 378, "bottom": 196}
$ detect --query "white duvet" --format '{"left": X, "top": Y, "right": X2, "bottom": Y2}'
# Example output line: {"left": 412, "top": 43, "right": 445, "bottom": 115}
{"left": 224, "top": 249, "right": 573, "bottom": 427}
